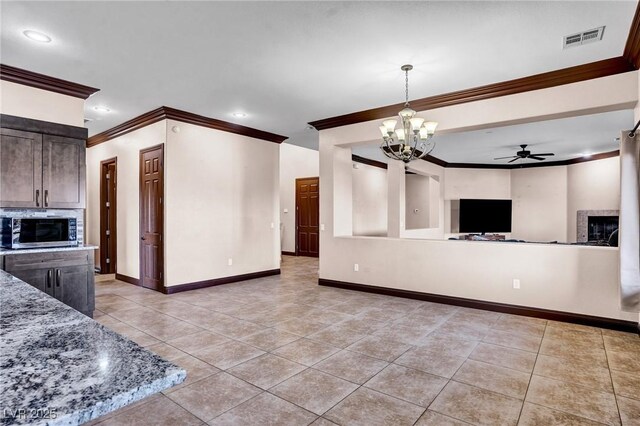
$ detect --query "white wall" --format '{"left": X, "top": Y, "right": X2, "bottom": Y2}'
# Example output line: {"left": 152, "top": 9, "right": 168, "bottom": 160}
{"left": 86, "top": 120, "right": 280, "bottom": 286}
{"left": 444, "top": 168, "right": 511, "bottom": 200}
{"left": 86, "top": 121, "right": 166, "bottom": 275}
{"left": 405, "top": 174, "right": 430, "bottom": 230}
{"left": 279, "top": 143, "right": 319, "bottom": 253}
{"left": 567, "top": 156, "right": 620, "bottom": 242}
{"left": 511, "top": 166, "right": 568, "bottom": 242}
{"left": 352, "top": 163, "right": 387, "bottom": 236}
{"left": 165, "top": 120, "right": 279, "bottom": 286}
{"left": 0, "top": 81, "right": 85, "bottom": 127}
{"left": 319, "top": 72, "right": 638, "bottom": 322}
{"left": 401, "top": 160, "right": 446, "bottom": 240}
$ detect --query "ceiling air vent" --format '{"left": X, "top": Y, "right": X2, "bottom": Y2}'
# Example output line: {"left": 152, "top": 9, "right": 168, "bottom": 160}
{"left": 563, "top": 26, "right": 605, "bottom": 49}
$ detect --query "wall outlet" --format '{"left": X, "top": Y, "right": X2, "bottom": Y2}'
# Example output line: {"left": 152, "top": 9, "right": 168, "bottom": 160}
{"left": 284, "top": 208, "right": 289, "bottom": 213}
{"left": 354, "top": 263, "right": 359, "bottom": 272}
{"left": 228, "top": 258, "right": 233, "bottom": 266}
{"left": 320, "top": 224, "right": 325, "bottom": 231}
{"left": 513, "top": 279, "right": 520, "bottom": 289}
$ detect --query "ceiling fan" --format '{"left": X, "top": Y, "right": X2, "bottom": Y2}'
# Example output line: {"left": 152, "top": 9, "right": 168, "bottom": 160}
{"left": 494, "top": 144, "right": 555, "bottom": 163}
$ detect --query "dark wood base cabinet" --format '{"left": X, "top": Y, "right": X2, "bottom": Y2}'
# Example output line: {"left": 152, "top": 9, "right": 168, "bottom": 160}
{"left": 2, "top": 250, "right": 95, "bottom": 317}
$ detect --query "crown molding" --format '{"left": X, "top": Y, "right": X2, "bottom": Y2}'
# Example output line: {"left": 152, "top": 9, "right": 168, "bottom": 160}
{"left": 87, "top": 106, "right": 288, "bottom": 147}
{"left": 624, "top": 0, "right": 640, "bottom": 69}
{"left": 418, "top": 149, "right": 620, "bottom": 170}
{"left": 352, "top": 154, "right": 388, "bottom": 169}
{"left": 308, "top": 57, "right": 634, "bottom": 131}
{"left": 0, "top": 64, "right": 100, "bottom": 100}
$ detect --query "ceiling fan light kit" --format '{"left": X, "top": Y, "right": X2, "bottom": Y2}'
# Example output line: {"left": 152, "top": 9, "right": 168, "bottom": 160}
{"left": 379, "top": 65, "right": 438, "bottom": 164}
{"left": 494, "top": 144, "right": 555, "bottom": 163}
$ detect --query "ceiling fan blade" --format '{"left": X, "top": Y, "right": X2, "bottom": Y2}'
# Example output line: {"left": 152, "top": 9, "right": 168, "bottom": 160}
{"left": 530, "top": 153, "right": 554, "bottom": 156}
{"left": 508, "top": 157, "right": 520, "bottom": 163}
{"left": 528, "top": 156, "right": 546, "bottom": 161}
{"left": 494, "top": 156, "right": 517, "bottom": 160}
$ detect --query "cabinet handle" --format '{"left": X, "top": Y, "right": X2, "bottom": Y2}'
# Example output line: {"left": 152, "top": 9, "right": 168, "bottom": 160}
{"left": 45, "top": 190, "right": 49, "bottom": 207}
{"left": 47, "top": 269, "right": 52, "bottom": 288}
{"left": 56, "top": 269, "right": 61, "bottom": 287}
{"left": 36, "top": 190, "right": 40, "bottom": 207}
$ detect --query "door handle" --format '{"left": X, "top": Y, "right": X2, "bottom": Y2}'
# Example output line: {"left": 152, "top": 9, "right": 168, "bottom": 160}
{"left": 47, "top": 269, "right": 52, "bottom": 288}
{"left": 141, "top": 236, "right": 146, "bottom": 240}
{"left": 36, "top": 190, "right": 40, "bottom": 207}
{"left": 44, "top": 190, "right": 49, "bottom": 207}
{"left": 56, "top": 269, "right": 61, "bottom": 287}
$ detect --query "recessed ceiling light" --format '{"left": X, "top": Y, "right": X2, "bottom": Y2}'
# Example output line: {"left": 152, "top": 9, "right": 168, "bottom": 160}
{"left": 581, "top": 153, "right": 592, "bottom": 158}
{"left": 23, "top": 30, "right": 52, "bottom": 43}
{"left": 232, "top": 112, "right": 247, "bottom": 118}
{"left": 93, "top": 106, "right": 111, "bottom": 113}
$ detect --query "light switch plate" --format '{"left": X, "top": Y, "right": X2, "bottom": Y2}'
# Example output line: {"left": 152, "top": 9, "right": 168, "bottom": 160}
{"left": 320, "top": 224, "right": 325, "bottom": 231}
{"left": 284, "top": 208, "right": 289, "bottom": 213}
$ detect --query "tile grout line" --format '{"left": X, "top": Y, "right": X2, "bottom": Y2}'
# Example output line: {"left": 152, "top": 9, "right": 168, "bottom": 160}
{"left": 514, "top": 320, "right": 546, "bottom": 424}
{"left": 97, "top": 263, "right": 634, "bottom": 425}
{"left": 603, "top": 335, "right": 625, "bottom": 426}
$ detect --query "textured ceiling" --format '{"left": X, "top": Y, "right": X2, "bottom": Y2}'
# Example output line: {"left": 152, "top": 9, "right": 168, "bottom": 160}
{"left": 1, "top": 1, "right": 637, "bottom": 153}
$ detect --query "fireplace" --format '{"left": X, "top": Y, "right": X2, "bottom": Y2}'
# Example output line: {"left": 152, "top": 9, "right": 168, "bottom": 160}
{"left": 587, "top": 216, "right": 618, "bottom": 242}
{"left": 577, "top": 210, "right": 619, "bottom": 243}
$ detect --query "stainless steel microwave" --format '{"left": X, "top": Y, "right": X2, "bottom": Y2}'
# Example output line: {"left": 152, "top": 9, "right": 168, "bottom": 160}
{"left": 1, "top": 217, "right": 78, "bottom": 249}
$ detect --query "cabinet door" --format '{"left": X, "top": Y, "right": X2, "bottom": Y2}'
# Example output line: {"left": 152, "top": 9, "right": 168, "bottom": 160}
{"left": 42, "top": 135, "right": 86, "bottom": 208}
{"left": 54, "top": 265, "right": 90, "bottom": 314}
{"left": 8, "top": 267, "right": 54, "bottom": 296}
{"left": 0, "top": 129, "right": 43, "bottom": 208}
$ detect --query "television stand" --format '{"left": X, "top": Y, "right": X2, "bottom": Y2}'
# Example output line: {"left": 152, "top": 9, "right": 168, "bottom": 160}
{"left": 460, "top": 234, "right": 506, "bottom": 241}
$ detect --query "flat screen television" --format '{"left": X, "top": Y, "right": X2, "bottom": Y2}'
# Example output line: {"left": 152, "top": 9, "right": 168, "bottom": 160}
{"left": 459, "top": 199, "right": 512, "bottom": 234}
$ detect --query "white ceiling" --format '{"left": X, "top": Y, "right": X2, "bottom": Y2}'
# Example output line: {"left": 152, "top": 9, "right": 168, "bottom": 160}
{"left": 0, "top": 1, "right": 637, "bottom": 152}
{"left": 352, "top": 109, "right": 635, "bottom": 164}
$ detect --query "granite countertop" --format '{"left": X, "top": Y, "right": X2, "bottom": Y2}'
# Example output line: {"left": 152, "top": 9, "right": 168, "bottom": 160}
{"left": 0, "top": 245, "right": 98, "bottom": 256}
{"left": 0, "top": 270, "right": 186, "bottom": 426}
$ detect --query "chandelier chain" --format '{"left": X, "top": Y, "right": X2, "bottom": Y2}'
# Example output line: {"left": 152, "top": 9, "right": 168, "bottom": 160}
{"left": 405, "top": 69, "right": 409, "bottom": 106}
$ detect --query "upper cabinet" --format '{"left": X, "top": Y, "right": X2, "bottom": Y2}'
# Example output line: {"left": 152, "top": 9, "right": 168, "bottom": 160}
{"left": 42, "top": 136, "right": 86, "bottom": 208}
{"left": 0, "top": 129, "right": 43, "bottom": 208}
{"left": 0, "top": 115, "right": 87, "bottom": 209}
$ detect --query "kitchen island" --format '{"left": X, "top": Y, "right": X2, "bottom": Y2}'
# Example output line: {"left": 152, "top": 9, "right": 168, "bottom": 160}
{"left": 0, "top": 270, "right": 186, "bottom": 426}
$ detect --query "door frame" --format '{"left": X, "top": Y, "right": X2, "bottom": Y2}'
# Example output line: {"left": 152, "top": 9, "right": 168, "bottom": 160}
{"left": 295, "top": 176, "right": 320, "bottom": 257}
{"left": 139, "top": 144, "right": 165, "bottom": 291}
{"left": 99, "top": 157, "right": 117, "bottom": 274}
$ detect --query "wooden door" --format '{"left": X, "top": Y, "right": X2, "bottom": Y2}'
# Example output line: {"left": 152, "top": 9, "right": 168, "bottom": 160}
{"left": 42, "top": 135, "right": 86, "bottom": 208}
{"left": 139, "top": 145, "right": 164, "bottom": 291}
{"left": 0, "top": 128, "right": 42, "bottom": 208}
{"left": 100, "top": 158, "right": 117, "bottom": 273}
{"left": 296, "top": 177, "right": 320, "bottom": 257}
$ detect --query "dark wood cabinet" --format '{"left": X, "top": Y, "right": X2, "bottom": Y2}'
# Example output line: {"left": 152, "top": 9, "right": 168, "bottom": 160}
{"left": 53, "top": 264, "right": 91, "bottom": 314}
{"left": 0, "top": 129, "right": 85, "bottom": 209}
{"left": 3, "top": 250, "right": 95, "bottom": 316}
{"left": 9, "top": 267, "right": 53, "bottom": 295}
{"left": 42, "top": 135, "right": 86, "bottom": 208}
{"left": 0, "top": 129, "right": 43, "bottom": 208}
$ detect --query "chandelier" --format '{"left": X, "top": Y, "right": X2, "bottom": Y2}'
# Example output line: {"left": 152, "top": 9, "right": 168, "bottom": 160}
{"left": 379, "top": 64, "right": 438, "bottom": 163}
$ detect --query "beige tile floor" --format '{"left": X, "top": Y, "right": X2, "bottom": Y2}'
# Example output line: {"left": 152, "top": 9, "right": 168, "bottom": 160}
{"left": 88, "top": 256, "right": 640, "bottom": 426}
